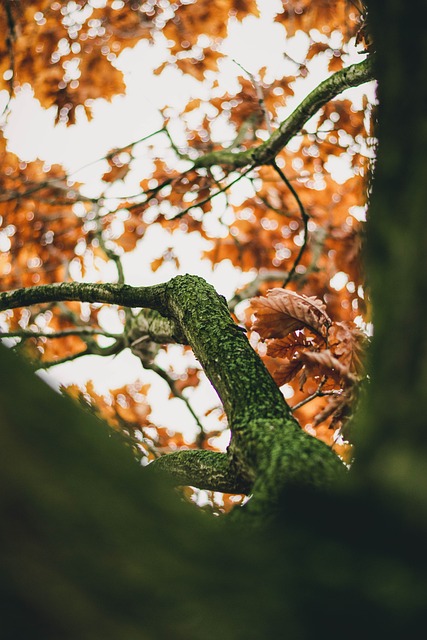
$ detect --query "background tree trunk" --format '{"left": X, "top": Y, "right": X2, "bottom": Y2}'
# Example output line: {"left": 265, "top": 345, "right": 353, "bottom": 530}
{"left": 355, "top": 1, "right": 427, "bottom": 523}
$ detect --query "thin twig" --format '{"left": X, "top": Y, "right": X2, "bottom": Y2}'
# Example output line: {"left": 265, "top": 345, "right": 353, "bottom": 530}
{"left": 54, "top": 301, "right": 125, "bottom": 355}
{"left": 38, "top": 349, "right": 91, "bottom": 369}
{"left": 270, "top": 160, "right": 310, "bottom": 288}
{"left": 37, "top": 338, "right": 124, "bottom": 369}
{"left": 67, "top": 127, "right": 167, "bottom": 179}
{"left": 143, "top": 361, "right": 207, "bottom": 447}
{"left": 169, "top": 165, "right": 254, "bottom": 221}
{"left": 348, "top": 0, "right": 364, "bottom": 16}
{"left": 227, "top": 270, "right": 289, "bottom": 311}
{"left": 291, "top": 389, "right": 341, "bottom": 412}
{"left": 163, "top": 125, "right": 191, "bottom": 161}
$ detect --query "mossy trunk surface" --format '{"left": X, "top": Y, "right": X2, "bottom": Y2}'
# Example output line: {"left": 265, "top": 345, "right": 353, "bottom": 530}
{"left": 150, "top": 275, "right": 344, "bottom": 515}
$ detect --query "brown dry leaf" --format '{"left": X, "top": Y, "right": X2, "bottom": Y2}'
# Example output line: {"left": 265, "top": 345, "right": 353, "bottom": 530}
{"left": 272, "top": 357, "right": 304, "bottom": 387}
{"left": 329, "top": 321, "right": 367, "bottom": 375}
{"left": 251, "top": 289, "right": 331, "bottom": 339}
{"left": 306, "top": 42, "right": 330, "bottom": 59}
{"left": 102, "top": 152, "right": 132, "bottom": 183}
{"left": 313, "top": 387, "right": 354, "bottom": 430}
{"left": 172, "top": 368, "right": 201, "bottom": 394}
{"left": 266, "top": 334, "right": 314, "bottom": 359}
{"left": 151, "top": 248, "right": 180, "bottom": 272}
{"left": 313, "top": 391, "right": 345, "bottom": 426}
{"left": 231, "top": 0, "right": 260, "bottom": 20}
{"left": 299, "top": 349, "right": 354, "bottom": 383}
{"left": 328, "top": 54, "right": 344, "bottom": 72}
{"left": 332, "top": 440, "right": 354, "bottom": 464}
{"left": 274, "top": 0, "right": 360, "bottom": 38}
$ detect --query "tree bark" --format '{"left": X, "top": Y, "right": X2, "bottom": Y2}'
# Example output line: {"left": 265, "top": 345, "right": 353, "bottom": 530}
{"left": 353, "top": 1, "right": 427, "bottom": 523}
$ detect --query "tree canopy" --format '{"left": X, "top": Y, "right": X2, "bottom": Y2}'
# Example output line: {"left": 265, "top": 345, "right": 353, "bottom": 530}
{"left": 1, "top": 1, "right": 427, "bottom": 635}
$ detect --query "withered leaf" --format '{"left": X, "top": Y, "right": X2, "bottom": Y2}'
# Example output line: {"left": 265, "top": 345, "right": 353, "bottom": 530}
{"left": 251, "top": 288, "right": 331, "bottom": 339}
{"left": 272, "top": 357, "right": 304, "bottom": 387}
{"left": 329, "top": 321, "right": 367, "bottom": 375}
{"left": 299, "top": 349, "right": 355, "bottom": 383}
{"left": 313, "top": 387, "right": 354, "bottom": 430}
{"left": 266, "top": 334, "right": 314, "bottom": 359}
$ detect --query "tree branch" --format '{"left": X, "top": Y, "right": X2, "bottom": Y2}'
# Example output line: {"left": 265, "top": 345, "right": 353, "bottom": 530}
{"left": 193, "top": 57, "right": 374, "bottom": 170}
{"left": 0, "top": 281, "right": 166, "bottom": 315}
{"left": 270, "top": 160, "right": 310, "bottom": 287}
{"left": 142, "top": 361, "right": 207, "bottom": 445}
{"left": 227, "top": 270, "right": 289, "bottom": 311}
{"left": 0, "top": 328, "right": 122, "bottom": 340}
{"left": 169, "top": 165, "right": 254, "bottom": 220}
{"left": 148, "top": 450, "right": 252, "bottom": 494}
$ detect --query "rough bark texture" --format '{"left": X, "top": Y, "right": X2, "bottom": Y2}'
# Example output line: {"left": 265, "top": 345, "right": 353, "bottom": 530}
{"left": 149, "top": 450, "right": 252, "bottom": 494}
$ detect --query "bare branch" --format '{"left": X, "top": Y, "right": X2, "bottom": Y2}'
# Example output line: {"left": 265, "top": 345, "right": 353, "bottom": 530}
{"left": 270, "top": 160, "right": 310, "bottom": 288}
{"left": 169, "top": 165, "right": 254, "bottom": 221}
{"left": 228, "top": 271, "right": 289, "bottom": 311}
{"left": 232, "top": 59, "right": 273, "bottom": 135}
{"left": 291, "top": 389, "right": 341, "bottom": 412}
{"left": 143, "top": 361, "right": 207, "bottom": 446}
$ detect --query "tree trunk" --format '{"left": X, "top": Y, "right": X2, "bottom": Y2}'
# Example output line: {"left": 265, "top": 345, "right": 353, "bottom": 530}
{"left": 354, "top": 0, "right": 427, "bottom": 523}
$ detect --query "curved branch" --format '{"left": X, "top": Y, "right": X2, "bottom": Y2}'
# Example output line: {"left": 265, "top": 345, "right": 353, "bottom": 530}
{"left": 127, "top": 307, "right": 185, "bottom": 346}
{"left": 270, "top": 160, "right": 310, "bottom": 287}
{"left": 142, "top": 361, "right": 207, "bottom": 445}
{"left": 0, "top": 281, "right": 166, "bottom": 314}
{"left": 149, "top": 450, "right": 252, "bottom": 494}
{"left": 193, "top": 57, "right": 374, "bottom": 170}
{"left": 0, "top": 276, "right": 289, "bottom": 421}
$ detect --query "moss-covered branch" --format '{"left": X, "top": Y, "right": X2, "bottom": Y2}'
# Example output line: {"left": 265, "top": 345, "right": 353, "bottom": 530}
{"left": 0, "top": 277, "right": 289, "bottom": 424}
{"left": 157, "top": 276, "right": 344, "bottom": 502}
{"left": 0, "top": 281, "right": 165, "bottom": 313}
{"left": 149, "top": 450, "right": 252, "bottom": 494}
{"left": 193, "top": 57, "right": 374, "bottom": 169}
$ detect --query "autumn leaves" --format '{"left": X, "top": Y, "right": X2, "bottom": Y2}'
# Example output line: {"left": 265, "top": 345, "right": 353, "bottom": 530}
{"left": 250, "top": 288, "right": 367, "bottom": 460}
